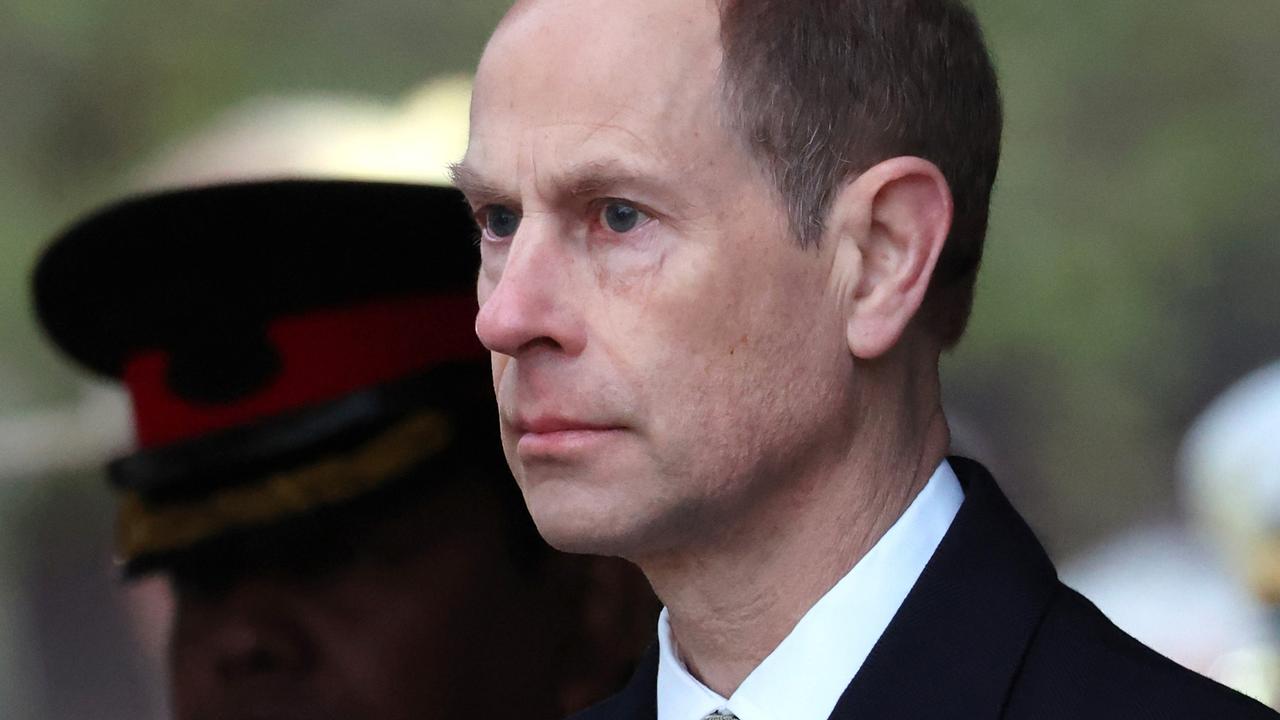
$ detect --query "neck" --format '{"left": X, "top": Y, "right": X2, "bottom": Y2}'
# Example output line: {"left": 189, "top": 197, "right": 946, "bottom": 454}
{"left": 639, "top": 367, "right": 950, "bottom": 697}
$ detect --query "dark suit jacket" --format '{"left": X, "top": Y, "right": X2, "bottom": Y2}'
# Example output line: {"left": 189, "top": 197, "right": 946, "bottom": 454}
{"left": 571, "top": 457, "right": 1278, "bottom": 719}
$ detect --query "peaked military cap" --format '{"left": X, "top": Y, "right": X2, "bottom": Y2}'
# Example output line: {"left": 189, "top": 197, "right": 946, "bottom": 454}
{"left": 34, "top": 179, "right": 494, "bottom": 574}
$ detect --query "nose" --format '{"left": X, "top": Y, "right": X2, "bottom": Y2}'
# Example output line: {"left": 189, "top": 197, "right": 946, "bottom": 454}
{"left": 476, "top": 220, "right": 586, "bottom": 358}
{"left": 172, "top": 577, "right": 317, "bottom": 690}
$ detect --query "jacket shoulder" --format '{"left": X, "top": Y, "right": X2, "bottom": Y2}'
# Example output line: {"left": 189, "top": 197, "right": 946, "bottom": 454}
{"left": 1005, "top": 585, "right": 1277, "bottom": 719}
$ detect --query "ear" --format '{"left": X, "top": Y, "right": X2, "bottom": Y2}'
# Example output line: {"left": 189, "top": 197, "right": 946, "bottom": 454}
{"left": 825, "top": 157, "right": 953, "bottom": 360}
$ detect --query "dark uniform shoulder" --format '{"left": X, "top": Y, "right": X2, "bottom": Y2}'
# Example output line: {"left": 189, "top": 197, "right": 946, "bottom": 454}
{"left": 1006, "top": 585, "right": 1278, "bottom": 719}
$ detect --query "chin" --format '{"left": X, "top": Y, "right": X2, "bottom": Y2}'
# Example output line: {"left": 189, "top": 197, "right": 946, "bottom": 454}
{"left": 520, "top": 475, "right": 656, "bottom": 558}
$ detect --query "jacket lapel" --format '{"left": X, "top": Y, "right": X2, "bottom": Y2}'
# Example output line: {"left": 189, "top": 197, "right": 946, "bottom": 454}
{"left": 827, "top": 457, "right": 1060, "bottom": 719}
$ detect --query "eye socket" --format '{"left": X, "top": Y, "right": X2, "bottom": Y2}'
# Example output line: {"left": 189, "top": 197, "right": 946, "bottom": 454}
{"left": 600, "top": 201, "right": 651, "bottom": 234}
{"left": 480, "top": 205, "right": 521, "bottom": 239}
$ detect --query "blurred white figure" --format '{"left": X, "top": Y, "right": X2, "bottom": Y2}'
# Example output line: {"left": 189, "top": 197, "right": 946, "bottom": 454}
{"left": 1182, "top": 361, "right": 1280, "bottom": 705}
{"left": 1063, "top": 360, "right": 1280, "bottom": 709}
{"left": 1182, "top": 362, "right": 1280, "bottom": 606}
{"left": 1061, "top": 523, "right": 1269, "bottom": 676}
{"left": 141, "top": 75, "right": 471, "bottom": 190}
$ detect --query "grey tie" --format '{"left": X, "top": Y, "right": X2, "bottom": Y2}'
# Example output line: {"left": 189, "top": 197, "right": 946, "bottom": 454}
{"left": 702, "top": 714, "right": 739, "bottom": 720}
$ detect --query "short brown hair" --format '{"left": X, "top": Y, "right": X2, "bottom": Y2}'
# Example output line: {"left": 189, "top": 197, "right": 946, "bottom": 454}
{"left": 717, "top": 0, "right": 1002, "bottom": 347}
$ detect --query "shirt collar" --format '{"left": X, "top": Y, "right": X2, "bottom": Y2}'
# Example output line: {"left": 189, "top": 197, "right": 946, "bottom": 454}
{"left": 657, "top": 460, "right": 964, "bottom": 720}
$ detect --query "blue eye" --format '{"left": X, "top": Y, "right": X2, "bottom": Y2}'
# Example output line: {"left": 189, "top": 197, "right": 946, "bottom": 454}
{"left": 601, "top": 201, "right": 649, "bottom": 234}
{"left": 483, "top": 205, "right": 521, "bottom": 239}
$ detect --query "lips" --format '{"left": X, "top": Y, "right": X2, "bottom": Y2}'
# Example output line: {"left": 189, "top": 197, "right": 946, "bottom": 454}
{"left": 511, "top": 414, "right": 626, "bottom": 458}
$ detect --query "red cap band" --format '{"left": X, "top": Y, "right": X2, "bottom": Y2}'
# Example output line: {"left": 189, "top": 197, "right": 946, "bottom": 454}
{"left": 123, "top": 295, "right": 485, "bottom": 448}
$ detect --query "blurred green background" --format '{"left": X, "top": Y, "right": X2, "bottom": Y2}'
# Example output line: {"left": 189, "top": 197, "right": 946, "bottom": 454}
{"left": 0, "top": 1, "right": 1277, "bottom": 717}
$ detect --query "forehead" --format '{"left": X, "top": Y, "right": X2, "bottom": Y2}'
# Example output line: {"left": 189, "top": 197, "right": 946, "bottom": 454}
{"left": 467, "top": 0, "right": 725, "bottom": 180}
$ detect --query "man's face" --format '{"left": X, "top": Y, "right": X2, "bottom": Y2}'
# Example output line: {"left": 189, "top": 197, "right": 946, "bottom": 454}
{"left": 168, "top": 482, "right": 569, "bottom": 720}
{"left": 464, "top": 0, "right": 858, "bottom": 559}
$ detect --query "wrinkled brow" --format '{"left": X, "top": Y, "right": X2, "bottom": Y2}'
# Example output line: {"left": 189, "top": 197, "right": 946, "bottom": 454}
{"left": 452, "top": 158, "right": 689, "bottom": 213}
{"left": 449, "top": 162, "right": 516, "bottom": 208}
{"left": 558, "top": 160, "right": 654, "bottom": 199}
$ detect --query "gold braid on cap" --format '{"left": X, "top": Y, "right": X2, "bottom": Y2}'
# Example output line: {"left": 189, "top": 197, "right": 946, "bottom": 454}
{"left": 116, "top": 411, "right": 452, "bottom": 564}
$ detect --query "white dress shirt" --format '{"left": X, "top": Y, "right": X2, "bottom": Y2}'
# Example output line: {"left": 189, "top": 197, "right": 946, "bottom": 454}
{"left": 656, "top": 460, "right": 964, "bottom": 720}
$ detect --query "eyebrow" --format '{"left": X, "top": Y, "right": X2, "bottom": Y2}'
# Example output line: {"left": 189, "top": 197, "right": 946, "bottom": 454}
{"left": 450, "top": 157, "right": 691, "bottom": 213}
{"left": 449, "top": 162, "right": 515, "bottom": 208}
{"left": 560, "top": 160, "right": 650, "bottom": 197}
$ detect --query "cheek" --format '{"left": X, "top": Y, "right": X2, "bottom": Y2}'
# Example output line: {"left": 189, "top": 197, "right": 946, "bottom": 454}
{"left": 642, "top": 246, "right": 838, "bottom": 443}
{"left": 582, "top": 210, "right": 835, "bottom": 419}
{"left": 627, "top": 244, "right": 775, "bottom": 371}
{"left": 585, "top": 252, "right": 759, "bottom": 459}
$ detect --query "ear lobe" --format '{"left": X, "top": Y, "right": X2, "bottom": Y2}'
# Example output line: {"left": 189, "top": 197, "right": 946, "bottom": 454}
{"left": 830, "top": 157, "right": 953, "bottom": 360}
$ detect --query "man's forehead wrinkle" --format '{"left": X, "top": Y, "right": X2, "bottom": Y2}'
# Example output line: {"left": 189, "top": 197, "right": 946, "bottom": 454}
{"left": 557, "top": 159, "right": 667, "bottom": 197}
{"left": 579, "top": 118, "right": 663, "bottom": 163}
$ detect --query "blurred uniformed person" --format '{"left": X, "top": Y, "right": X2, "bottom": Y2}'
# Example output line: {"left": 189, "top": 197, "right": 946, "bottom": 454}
{"left": 34, "top": 179, "right": 658, "bottom": 719}
{"left": 1182, "top": 360, "right": 1280, "bottom": 707}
